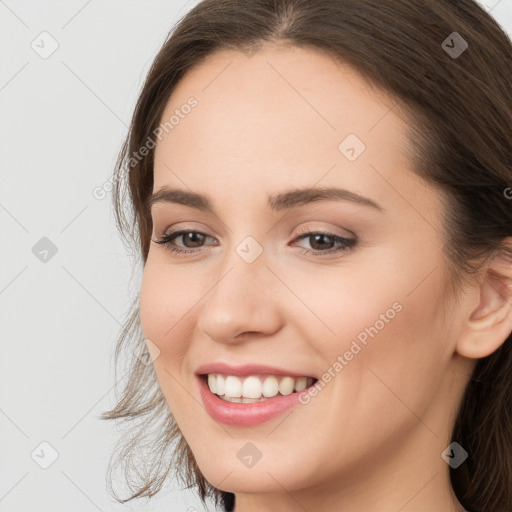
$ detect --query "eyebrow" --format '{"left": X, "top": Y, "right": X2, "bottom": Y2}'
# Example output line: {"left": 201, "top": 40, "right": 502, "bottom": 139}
{"left": 146, "top": 186, "right": 384, "bottom": 213}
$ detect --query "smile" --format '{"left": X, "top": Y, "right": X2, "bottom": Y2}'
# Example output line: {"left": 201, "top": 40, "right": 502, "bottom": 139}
{"left": 205, "top": 373, "right": 317, "bottom": 403}
{"left": 195, "top": 363, "right": 319, "bottom": 427}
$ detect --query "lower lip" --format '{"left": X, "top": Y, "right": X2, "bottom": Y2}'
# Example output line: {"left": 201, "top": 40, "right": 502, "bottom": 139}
{"left": 197, "top": 375, "right": 309, "bottom": 427}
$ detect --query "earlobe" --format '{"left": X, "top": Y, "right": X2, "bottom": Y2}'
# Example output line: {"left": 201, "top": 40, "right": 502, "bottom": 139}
{"left": 456, "top": 246, "right": 512, "bottom": 360}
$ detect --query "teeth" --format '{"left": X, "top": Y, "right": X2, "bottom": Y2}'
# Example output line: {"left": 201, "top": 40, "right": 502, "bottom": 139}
{"left": 221, "top": 395, "right": 269, "bottom": 404}
{"left": 278, "top": 376, "right": 295, "bottom": 395}
{"left": 216, "top": 374, "right": 225, "bottom": 395}
{"left": 224, "top": 375, "right": 242, "bottom": 397}
{"left": 207, "top": 374, "right": 217, "bottom": 394}
{"left": 262, "top": 375, "right": 279, "bottom": 397}
{"left": 294, "top": 376, "right": 308, "bottom": 391}
{"left": 242, "top": 376, "right": 262, "bottom": 399}
{"left": 206, "top": 374, "right": 315, "bottom": 400}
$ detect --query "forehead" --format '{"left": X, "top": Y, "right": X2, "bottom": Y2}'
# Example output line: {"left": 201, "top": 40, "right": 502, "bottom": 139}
{"left": 152, "top": 44, "right": 414, "bottom": 200}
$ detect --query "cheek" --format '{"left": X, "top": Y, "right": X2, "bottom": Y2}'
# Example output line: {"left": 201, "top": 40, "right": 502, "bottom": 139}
{"left": 139, "top": 260, "right": 203, "bottom": 419}
{"left": 276, "top": 259, "right": 408, "bottom": 358}
{"left": 272, "top": 259, "right": 451, "bottom": 477}
{"left": 287, "top": 249, "right": 450, "bottom": 407}
{"left": 139, "top": 257, "right": 198, "bottom": 364}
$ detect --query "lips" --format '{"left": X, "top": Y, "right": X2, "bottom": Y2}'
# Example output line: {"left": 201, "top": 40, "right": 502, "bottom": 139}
{"left": 195, "top": 362, "right": 319, "bottom": 426}
{"left": 195, "top": 362, "right": 317, "bottom": 379}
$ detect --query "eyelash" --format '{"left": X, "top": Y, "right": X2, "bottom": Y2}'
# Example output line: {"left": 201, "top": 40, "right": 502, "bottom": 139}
{"left": 152, "top": 227, "right": 356, "bottom": 257}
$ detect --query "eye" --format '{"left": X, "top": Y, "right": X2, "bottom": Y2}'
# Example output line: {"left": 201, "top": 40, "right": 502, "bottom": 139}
{"left": 291, "top": 227, "right": 356, "bottom": 255}
{"left": 152, "top": 229, "right": 217, "bottom": 255}
{"left": 152, "top": 227, "right": 357, "bottom": 257}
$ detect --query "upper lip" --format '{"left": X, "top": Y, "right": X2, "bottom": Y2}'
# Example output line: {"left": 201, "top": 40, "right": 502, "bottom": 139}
{"left": 195, "top": 362, "right": 317, "bottom": 379}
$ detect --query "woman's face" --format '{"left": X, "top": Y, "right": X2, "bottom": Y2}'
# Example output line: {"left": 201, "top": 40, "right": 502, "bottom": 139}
{"left": 140, "top": 45, "right": 473, "bottom": 503}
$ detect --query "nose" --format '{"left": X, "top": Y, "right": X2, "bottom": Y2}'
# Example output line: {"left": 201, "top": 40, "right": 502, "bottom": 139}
{"left": 196, "top": 249, "right": 284, "bottom": 344}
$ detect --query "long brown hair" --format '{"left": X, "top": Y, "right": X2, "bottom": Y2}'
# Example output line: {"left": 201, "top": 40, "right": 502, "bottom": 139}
{"left": 101, "top": 1, "right": 512, "bottom": 511}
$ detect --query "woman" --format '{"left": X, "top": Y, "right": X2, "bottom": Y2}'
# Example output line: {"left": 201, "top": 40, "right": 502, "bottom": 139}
{"left": 102, "top": 1, "right": 512, "bottom": 511}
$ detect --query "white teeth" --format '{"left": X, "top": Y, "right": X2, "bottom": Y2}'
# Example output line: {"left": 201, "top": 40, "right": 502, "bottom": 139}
{"left": 278, "top": 376, "right": 295, "bottom": 396}
{"left": 242, "top": 376, "right": 262, "bottom": 399}
{"left": 207, "top": 374, "right": 217, "bottom": 394}
{"left": 262, "top": 375, "right": 279, "bottom": 397}
{"left": 206, "top": 373, "right": 315, "bottom": 399}
{"left": 216, "top": 374, "right": 225, "bottom": 395}
{"left": 224, "top": 375, "right": 242, "bottom": 397}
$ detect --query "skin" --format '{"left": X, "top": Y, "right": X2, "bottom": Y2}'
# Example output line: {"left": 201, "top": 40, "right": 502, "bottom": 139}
{"left": 139, "top": 44, "right": 512, "bottom": 512}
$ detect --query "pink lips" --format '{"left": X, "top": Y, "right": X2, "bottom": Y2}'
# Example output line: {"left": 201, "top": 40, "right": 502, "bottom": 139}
{"left": 195, "top": 362, "right": 315, "bottom": 427}
{"left": 195, "top": 362, "right": 315, "bottom": 378}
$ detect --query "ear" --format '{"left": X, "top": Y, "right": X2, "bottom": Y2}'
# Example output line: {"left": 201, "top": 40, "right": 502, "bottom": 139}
{"left": 456, "top": 242, "right": 512, "bottom": 359}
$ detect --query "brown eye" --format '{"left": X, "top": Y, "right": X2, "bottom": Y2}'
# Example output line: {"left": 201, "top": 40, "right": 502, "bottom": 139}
{"left": 153, "top": 230, "right": 217, "bottom": 254}
{"left": 308, "top": 233, "right": 336, "bottom": 251}
{"left": 293, "top": 230, "right": 357, "bottom": 255}
{"left": 180, "top": 231, "right": 207, "bottom": 248}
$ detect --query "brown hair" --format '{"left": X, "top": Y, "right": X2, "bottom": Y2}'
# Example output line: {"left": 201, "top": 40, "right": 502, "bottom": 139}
{"left": 101, "top": 1, "right": 512, "bottom": 511}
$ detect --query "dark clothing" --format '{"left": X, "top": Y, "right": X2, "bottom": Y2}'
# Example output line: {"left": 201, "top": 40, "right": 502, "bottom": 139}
{"left": 222, "top": 492, "right": 235, "bottom": 511}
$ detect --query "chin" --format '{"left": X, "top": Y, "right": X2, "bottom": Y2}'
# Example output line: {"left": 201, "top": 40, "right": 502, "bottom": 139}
{"left": 204, "top": 469, "right": 293, "bottom": 494}
{"left": 195, "top": 449, "right": 313, "bottom": 495}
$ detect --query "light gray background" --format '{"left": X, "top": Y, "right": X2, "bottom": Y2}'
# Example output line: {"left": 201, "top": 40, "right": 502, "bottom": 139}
{"left": 1, "top": 1, "right": 511, "bottom": 511}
